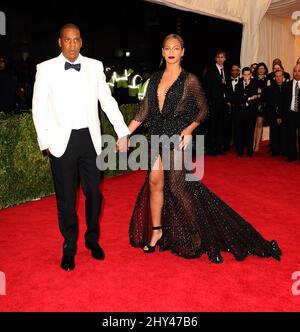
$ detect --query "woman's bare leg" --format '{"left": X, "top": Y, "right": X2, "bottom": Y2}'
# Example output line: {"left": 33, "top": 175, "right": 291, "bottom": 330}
{"left": 144, "top": 155, "right": 164, "bottom": 249}
{"left": 254, "top": 117, "right": 264, "bottom": 152}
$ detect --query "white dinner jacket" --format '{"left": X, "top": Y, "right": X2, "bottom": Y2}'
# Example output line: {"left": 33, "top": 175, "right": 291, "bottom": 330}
{"left": 32, "top": 53, "right": 130, "bottom": 157}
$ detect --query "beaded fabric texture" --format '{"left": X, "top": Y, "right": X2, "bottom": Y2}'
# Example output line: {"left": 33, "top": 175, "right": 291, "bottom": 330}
{"left": 129, "top": 69, "right": 282, "bottom": 262}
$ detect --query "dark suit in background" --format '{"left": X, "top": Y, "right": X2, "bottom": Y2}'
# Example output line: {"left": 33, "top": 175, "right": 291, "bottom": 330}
{"left": 226, "top": 77, "right": 240, "bottom": 150}
{"left": 267, "top": 71, "right": 290, "bottom": 85}
{"left": 229, "top": 76, "right": 241, "bottom": 146}
{"left": 282, "top": 80, "right": 300, "bottom": 162}
{"left": 233, "top": 78, "right": 258, "bottom": 157}
{"left": 266, "top": 82, "right": 286, "bottom": 155}
{"left": 204, "top": 64, "right": 231, "bottom": 154}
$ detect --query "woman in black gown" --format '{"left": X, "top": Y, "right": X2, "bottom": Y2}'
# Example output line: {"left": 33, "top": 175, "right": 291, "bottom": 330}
{"left": 252, "top": 62, "right": 269, "bottom": 152}
{"left": 125, "top": 34, "right": 282, "bottom": 263}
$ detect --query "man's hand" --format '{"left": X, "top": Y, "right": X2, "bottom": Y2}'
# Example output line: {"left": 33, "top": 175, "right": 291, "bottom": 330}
{"left": 116, "top": 136, "right": 129, "bottom": 152}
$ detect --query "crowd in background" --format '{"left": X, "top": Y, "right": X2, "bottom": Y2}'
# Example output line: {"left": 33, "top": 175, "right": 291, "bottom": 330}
{"left": 1, "top": 53, "right": 300, "bottom": 163}
{"left": 0, "top": 56, "right": 35, "bottom": 113}
{"left": 202, "top": 52, "right": 300, "bottom": 163}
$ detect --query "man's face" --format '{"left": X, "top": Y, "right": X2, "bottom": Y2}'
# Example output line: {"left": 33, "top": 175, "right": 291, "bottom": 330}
{"left": 215, "top": 53, "right": 226, "bottom": 66}
{"left": 243, "top": 70, "right": 251, "bottom": 82}
{"left": 230, "top": 65, "right": 240, "bottom": 78}
{"left": 274, "top": 71, "right": 284, "bottom": 85}
{"left": 293, "top": 65, "right": 300, "bottom": 81}
{"left": 58, "top": 28, "right": 82, "bottom": 62}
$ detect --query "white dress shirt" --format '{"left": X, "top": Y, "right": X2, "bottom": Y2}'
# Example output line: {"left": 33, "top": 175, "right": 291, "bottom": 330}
{"left": 231, "top": 76, "right": 239, "bottom": 92}
{"left": 291, "top": 79, "right": 300, "bottom": 112}
{"left": 61, "top": 53, "right": 89, "bottom": 129}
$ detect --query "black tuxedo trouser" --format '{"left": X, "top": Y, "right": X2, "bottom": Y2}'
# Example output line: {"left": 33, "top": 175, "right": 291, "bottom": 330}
{"left": 49, "top": 128, "right": 102, "bottom": 256}
{"left": 269, "top": 113, "right": 282, "bottom": 155}
{"left": 223, "top": 107, "right": 233, "bottom": 150}
{"left": 280, "top": 116, "right": 289, "bottom": 156}
{"left": 234, "top": 108, "right": 256, "bottom": 156}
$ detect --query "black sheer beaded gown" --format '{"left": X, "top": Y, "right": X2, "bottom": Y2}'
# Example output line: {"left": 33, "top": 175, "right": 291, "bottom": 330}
{"left": 129, "top": 69, "right": 282, "bottom": 263}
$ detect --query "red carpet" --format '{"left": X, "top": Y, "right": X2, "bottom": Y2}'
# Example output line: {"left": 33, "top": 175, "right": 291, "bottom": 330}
{"left": 0, "top": 144, "right": 299, "bottom": 312}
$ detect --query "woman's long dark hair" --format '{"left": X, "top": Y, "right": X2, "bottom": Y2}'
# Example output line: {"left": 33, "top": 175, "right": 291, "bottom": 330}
{"left": 253, "top": 62, "right": 269, "bottom": 78}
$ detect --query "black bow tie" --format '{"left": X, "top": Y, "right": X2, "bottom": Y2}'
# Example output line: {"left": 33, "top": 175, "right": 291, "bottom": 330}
{"left": 65, "top": 62, "right": 81, "bottom": 71}
{"left": 232, "top": 78, "right": 238, "bottom": 82}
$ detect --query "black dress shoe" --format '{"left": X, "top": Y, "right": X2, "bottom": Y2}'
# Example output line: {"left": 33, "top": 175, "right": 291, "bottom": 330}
{"left": 85, "top": 243, "right": 105, "bottom": 260}
{"left": 61, "top": 255, "right": 75, "bottom": 271}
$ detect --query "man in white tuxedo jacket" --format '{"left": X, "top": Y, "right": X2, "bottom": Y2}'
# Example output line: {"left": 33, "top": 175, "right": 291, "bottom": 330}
{"left": 32, "top": 23, "right": 130, "bottom": 271}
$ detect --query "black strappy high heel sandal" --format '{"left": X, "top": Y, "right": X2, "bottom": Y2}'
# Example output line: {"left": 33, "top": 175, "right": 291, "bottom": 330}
{"left": 143, "top": 226, "right": 163, "bottom": 253}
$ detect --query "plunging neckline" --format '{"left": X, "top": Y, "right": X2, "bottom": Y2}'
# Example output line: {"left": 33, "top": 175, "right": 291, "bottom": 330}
{"left": 157, "top": 69, "right": 183, "bottom": 113}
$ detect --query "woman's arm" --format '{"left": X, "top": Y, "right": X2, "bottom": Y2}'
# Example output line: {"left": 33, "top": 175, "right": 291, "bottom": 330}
{"left": 128, "top": 119, "right": 142, "bottom": 135}
{"left": 179, "top": 74, "right": 208, "bottom": 150}
{"left": 116, "top": 90, "right": 150, "bottom": 150}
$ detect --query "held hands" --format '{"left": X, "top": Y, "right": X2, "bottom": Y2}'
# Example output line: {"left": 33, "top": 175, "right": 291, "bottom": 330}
{"left": 116, "top": 135, "right": 130, "bottom": 152}
{"left": 179, "top": 128, "right": 193, "bottom": 151}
